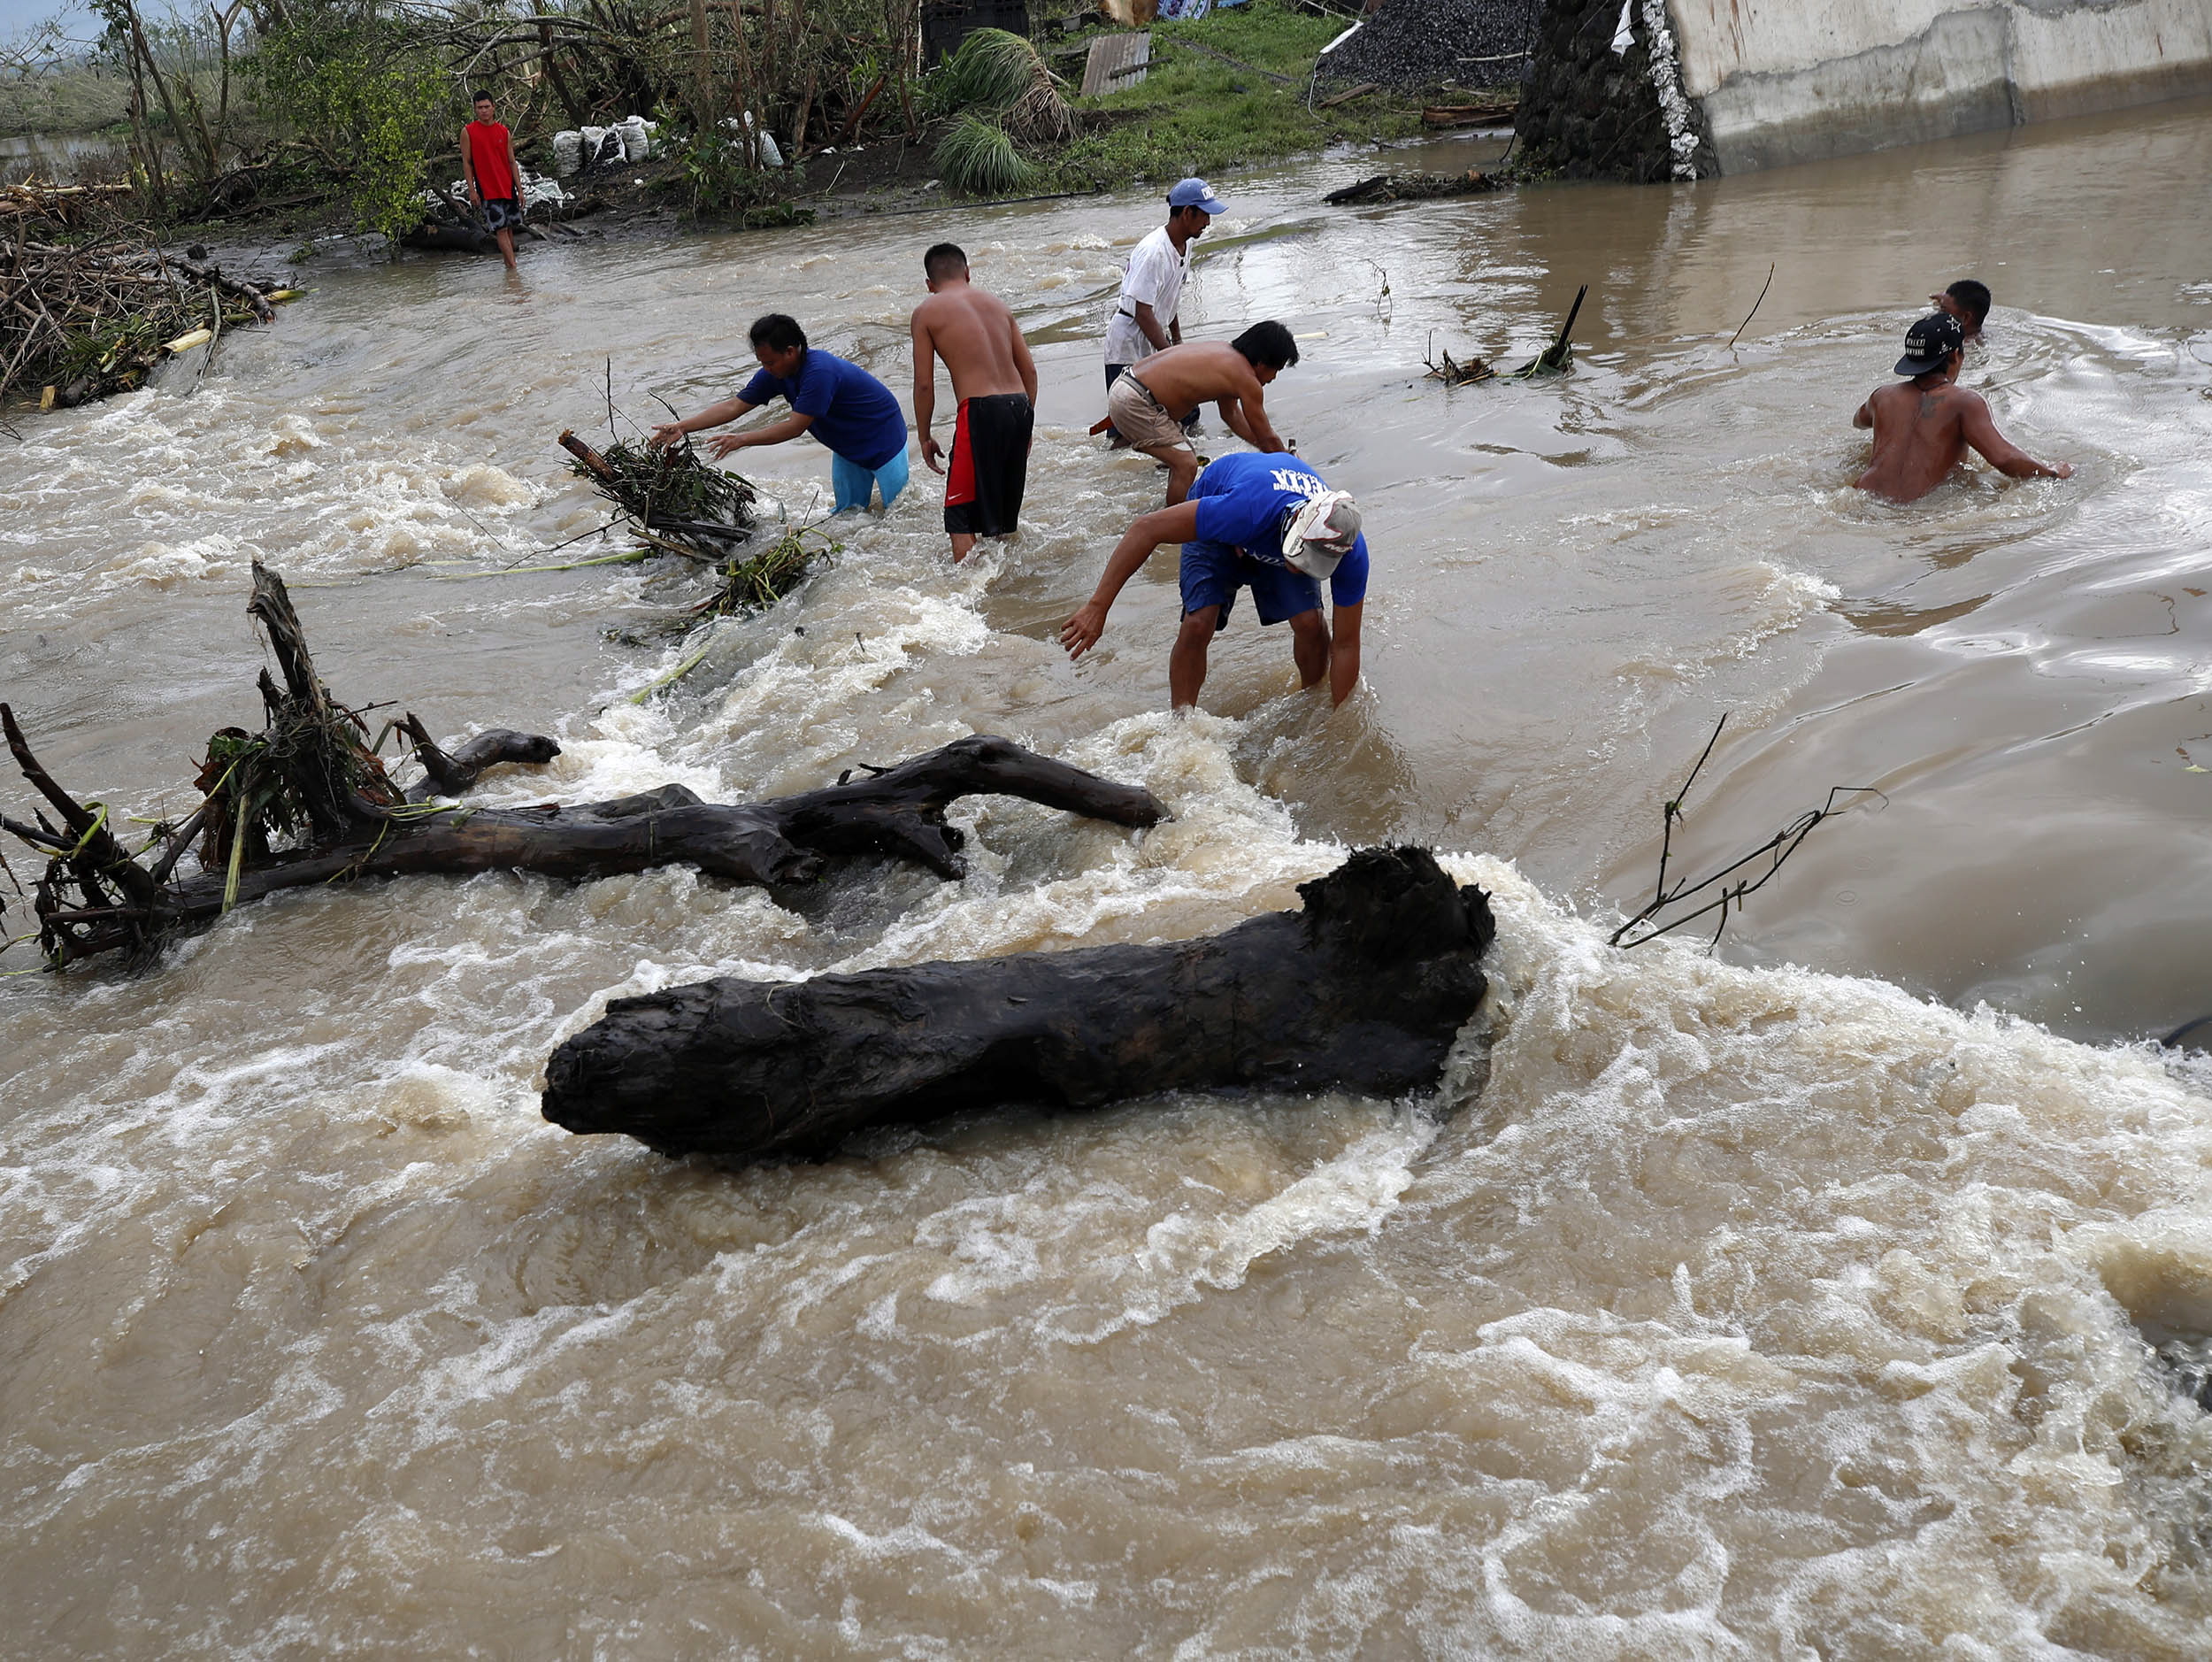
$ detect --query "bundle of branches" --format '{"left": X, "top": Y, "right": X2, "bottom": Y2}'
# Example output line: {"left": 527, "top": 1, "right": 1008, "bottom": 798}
{"left": 0, "top": 183, "right": 135, "bottom": 227}
{"left": 1, "top": 212, "right": 287, "bottom": 409}
{"left": 693, "top": 522, "right": 829, "bottom": 619}
{"left": 0, "top": 563, "right": 1166, "bottom": 973}
{"left": 557, "top": 427, "right": 757, "bottom": 558}
{"left": 1424, "top": 333, "right": 1494, "bottom": 386}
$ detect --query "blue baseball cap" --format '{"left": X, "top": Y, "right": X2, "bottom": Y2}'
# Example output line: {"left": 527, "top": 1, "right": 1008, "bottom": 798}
{"left": 1167, "top": 177, "right": 1230, "bottom": 216}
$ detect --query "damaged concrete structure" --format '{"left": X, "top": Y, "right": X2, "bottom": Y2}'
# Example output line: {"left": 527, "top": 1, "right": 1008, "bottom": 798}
{"left": 1517, "top": 0, "right": 2212, "bottom": 180}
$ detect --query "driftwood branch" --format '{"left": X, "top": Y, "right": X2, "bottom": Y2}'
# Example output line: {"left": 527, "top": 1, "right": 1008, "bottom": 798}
{"left": 544, "top": 846, "right": 1494, "bottom": 1163}
{"left": 0, "top": 566, "right": 1166, "bottom": 970}
{"left": 1609, "top": 714, "right": 1884, "bottom": 950}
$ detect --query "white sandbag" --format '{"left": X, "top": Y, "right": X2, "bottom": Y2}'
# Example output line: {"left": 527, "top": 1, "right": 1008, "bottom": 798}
{"left": 618, "top": 115, "right": 651, "bottom": 162}
{"left": 553, "top": 130, "right": 582, "bottom": 177}
{"left": 718, "top": 112, "right": 786, "bottom": 168}
{"left": 518, "top": 169, "right": 566, "bottom": 212}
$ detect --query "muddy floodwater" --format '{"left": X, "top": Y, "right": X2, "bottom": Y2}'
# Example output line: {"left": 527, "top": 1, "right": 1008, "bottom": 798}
{"left": 6, "top": 97, "right": 2212, "bottom": 1657}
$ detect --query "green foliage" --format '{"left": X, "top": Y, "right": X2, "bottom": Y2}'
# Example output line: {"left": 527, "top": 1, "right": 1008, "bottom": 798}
{"left": 1041, "top": 1, "right": 1424, "bottom": 190}
{"left": 926, "top": 27, "right": 1069, "bottom": 142}
{"left": 930, "top": 28, "right": 1041, "bottom": 114}
{"left": 650, "top": 127, "right": 813, "bottom": 223}
{"left": 248, "top": 8, "right": 447, "bottom": 243}
{"left": 698, "top": 525, "right": 834, "bottom": 618}
{"left": 934, "top": 112, "right": 1032, "bottom": 198}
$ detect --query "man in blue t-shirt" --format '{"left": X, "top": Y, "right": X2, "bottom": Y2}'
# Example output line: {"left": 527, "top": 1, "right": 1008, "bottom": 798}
{"left": 1059, "top": 450, "right": 1368, "bottom": 707}
{"left": 649, "top": 313, "right": 910, "bottom": 512}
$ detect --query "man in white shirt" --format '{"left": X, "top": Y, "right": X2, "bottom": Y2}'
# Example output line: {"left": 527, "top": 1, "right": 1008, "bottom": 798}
{"left": 1102, "top": 177, "right": 1226, "bottom": 441}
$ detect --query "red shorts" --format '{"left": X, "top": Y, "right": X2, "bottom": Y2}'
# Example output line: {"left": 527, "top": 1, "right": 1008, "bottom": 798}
{"left": 944, "top": 392, "right": 1033, "bottom": 539}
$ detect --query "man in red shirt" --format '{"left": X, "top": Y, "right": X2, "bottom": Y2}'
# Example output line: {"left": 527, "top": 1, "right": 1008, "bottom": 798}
{"left": 461, "top": 89, "right": 522, "bottom": 272}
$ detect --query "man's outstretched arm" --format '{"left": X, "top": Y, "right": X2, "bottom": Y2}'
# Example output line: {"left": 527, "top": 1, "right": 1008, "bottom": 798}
{"left": 1960, "top": 396, "right": 2072, "bottom": 480}
{"left": 705, "top": 411, "right": 812, "bottom": 458}
{"left": 1217, "top": 384, "right": 1285, "bottom": 453}
{"left": 1059, "top": 499, "right": 1204, "bottom": 659}
{"left": 649, "top": 397, "right": 758, "bottom": 449}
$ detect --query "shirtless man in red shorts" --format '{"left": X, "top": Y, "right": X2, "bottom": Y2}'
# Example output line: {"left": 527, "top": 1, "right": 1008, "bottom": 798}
{"left": 910, "top": 243, "right": 1038, "bottom": 562}
{"left": 1853, "top": 312, "right": 2071, "bottom": 504}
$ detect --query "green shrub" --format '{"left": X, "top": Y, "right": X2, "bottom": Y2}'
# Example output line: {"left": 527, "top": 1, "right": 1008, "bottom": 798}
{"left": 926, "top": 28, "right": 1069, "bottom": 141}
{"left": 249, "top": 11, "right": 446, "bottom": 244}
{"left": 934, "top": 113, "right": 1032, "bottom": 198}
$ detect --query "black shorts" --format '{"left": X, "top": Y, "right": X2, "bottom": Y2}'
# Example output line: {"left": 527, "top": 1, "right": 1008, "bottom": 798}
{"left": 944, "top": 392, "right": 1033, "bottom": 538}
{"left": 481, "top": 196, "right": 522, "bottom": 230}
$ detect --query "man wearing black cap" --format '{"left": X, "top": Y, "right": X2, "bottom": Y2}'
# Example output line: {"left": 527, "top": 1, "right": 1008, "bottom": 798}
{"left": 1852, "top": 312, "right": 2070, "bottom": 504}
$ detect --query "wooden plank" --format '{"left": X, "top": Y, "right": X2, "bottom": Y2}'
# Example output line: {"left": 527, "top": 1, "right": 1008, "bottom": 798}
{"left": 1318, "top": 80, "right": 1378, "bottom": 108}
{"left": 1080, "top": 30, "right": 1151, "bottom": 96}
{"left": 1422, "top": 102, "right": 1517, "bottom": 127}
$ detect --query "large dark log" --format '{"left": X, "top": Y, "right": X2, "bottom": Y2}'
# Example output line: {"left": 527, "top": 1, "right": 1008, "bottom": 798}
{"left": 542, "top": 846, "right": 1495, "bottom": 1162}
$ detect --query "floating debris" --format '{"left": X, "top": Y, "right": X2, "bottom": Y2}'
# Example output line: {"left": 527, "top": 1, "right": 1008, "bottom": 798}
{"left": 1323, "top": 167, "right": 1507, "bottom": 207}
{"left": 1424, "top": 335, "right": 1494, "bottom": 386}
{"left": 557, "top": 428, "right": 756, "bottom": 559}
{"left": 1509, "top": 283, "right": 1586, "bottom": 378}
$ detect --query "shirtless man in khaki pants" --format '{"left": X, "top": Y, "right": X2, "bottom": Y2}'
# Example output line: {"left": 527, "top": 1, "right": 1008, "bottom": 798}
{"left": 1102, "top": 322, "right": 1299, "bottom": 506}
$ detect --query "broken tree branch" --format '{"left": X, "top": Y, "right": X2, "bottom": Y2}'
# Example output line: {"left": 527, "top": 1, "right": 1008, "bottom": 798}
{"left": 1609, "top": 714, "right": 1885, "bottom": 950}
{"left": 0, "top": 565, "right": 1167, "bottom": 971}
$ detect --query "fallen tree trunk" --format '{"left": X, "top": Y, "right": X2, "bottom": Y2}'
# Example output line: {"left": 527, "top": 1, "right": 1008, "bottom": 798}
{"left": 542, "top": 845, "right": 1494, "bottom": 1162}
{"left": 0, "top": 563, "right": 1166, "bottom": 970}
{"left": 1323, "top": 168, "right": 1508, "bottom": 206}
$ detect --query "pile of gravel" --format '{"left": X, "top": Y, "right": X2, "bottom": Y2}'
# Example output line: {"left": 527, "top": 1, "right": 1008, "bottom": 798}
{"left": 1317, "top": 0, "right": 1540, "bottom": 93}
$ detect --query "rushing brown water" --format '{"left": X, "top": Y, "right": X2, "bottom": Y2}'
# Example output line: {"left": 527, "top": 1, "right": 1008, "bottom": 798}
{"left": 6, "top": 97, "right": 2212, "bottom": 1657}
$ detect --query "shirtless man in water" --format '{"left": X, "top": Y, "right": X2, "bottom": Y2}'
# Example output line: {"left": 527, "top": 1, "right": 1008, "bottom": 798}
{"left": 910, "top": 242, "right": 1038, "bottom": 561}
{"left": 1853, "top": 312, "right": 2071, "bottom": 504}
{"left": 1102, "top": 323, "right": 1297, "bottom": 506}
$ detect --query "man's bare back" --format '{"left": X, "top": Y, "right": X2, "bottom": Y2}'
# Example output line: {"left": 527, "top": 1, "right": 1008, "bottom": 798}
{"left": 1852, "top": 314, "right": 2069, "bottom": 504}
{"left": 1133, "top": 340, "right": 1267, "bottom": 419}
{"left": 911, "top": 281, "right": 1031, "bottom": 404}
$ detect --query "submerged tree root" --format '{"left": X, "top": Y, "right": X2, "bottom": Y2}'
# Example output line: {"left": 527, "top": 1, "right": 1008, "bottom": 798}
{"left": 0, "top": 563, "right": 1167, "bottom": 972}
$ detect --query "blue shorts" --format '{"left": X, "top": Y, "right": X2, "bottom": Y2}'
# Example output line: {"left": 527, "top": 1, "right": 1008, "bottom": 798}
{"left": 832, "top": 447, "right": 910, "bottom": 512}
{"left": 1179, "top": 540, "right": 1324, "bottom": 629}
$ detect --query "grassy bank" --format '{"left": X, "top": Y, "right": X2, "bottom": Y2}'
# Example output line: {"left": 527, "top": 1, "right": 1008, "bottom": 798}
{"left": 1036, "top": 4, "right": 1425, "bottom": 191}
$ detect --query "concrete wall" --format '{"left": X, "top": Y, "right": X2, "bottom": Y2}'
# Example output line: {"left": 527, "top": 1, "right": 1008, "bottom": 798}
{"left": 1670, "top": 0, "right": 2212, "bottom": 173}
